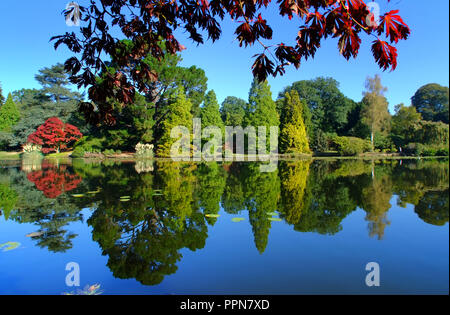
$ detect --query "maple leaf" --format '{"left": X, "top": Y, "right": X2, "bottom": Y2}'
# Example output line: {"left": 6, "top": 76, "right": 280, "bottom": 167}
{"left": 377, "top": 10, "right": 410, "bottom": 43}
{"left": 371, "top": 39, "right": 398, "bottom": 71}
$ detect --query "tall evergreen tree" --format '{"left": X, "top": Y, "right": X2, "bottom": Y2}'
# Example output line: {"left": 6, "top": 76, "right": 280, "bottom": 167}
{"left": 201, "top": 90, "right": 224, "bottom": 129}
{"left": 279, "top": 90, "right": 310, "bottom": 154}
{"left": 245, "top": 79, "right": 279, "bottom": 151}
{"left": 0, "top": 82, "right": 5, "bottom": 105}
{"left": 360, "top": 75, "right": 391, "bottom": 150}
{"left": 35, "top": 63, "right": 80, "bottom": 103}
{"left": 157, "top": 87, "right": 193, "bottom": 157}
{"left": 0, "top": 93, "right": 21, "bottom": 131}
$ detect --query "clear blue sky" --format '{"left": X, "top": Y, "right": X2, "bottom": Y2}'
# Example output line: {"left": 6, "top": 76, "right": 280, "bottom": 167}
{"left": 0, "top": 1, "right": 448, "bottom": 113}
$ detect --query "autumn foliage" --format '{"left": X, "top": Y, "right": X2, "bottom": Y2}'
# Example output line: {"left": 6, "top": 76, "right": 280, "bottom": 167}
{"left": 26, "top": 162, "right": 82, "bottom": 198}
{"left": 27, "top": 117, "right": 82, "bottom": 154}
{"left": 52, "top": 0, "right": 410, "bottom": 125}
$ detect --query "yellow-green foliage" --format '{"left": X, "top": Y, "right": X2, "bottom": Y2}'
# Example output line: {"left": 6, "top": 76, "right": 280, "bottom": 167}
{"left": 157, "top": 88, "right": 193, "bottom": 157}
{"left": 279, "top": 160, "right": 311, "bottom": 224}
{"left": 332, "top": 136, "right": 372, "bottom": 156}
{"left": 279, "top": 90, "right": 310, "bottom": 154}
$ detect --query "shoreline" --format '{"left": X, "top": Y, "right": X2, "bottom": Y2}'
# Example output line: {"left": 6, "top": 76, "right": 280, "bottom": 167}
{"left": 1, "top": 150, "right": 448, "bottom": 164}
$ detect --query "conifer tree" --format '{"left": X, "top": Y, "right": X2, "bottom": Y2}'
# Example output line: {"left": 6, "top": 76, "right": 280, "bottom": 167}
{"left": 279, "top": 90, "right": 311, "bottom": 154}
{"left": 0, "top": 82, "right": 5, "bottom": 104}
{"left": 245, "top": 79, "right": 279, "bottom": 152}
{"left": 201, "top": 90, "right": 224, "bottom": 155}
{"left": 157, "top": 87, "right": 193, "bottom": 157}
{"left": 0, "top": 93, "right": 21, "bottom": 131}
{"left": 201, "top": 90, "right": 224, "bottom": 130}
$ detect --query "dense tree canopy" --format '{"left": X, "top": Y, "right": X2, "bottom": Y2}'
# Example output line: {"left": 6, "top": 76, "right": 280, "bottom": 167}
{"left": 0, "top": 64, "right": 83, "bottom": 150}
{"left": 220, "top": 96, "right": 246, "bottom": 127}
{"left": 279, "top": 77, "right": 357, "bottom": 148}
{"left": 411, "top": 83, "right": 449, "bottom": 124}
{"left": 52, "top": 0, "right": 410, "bottom": 123}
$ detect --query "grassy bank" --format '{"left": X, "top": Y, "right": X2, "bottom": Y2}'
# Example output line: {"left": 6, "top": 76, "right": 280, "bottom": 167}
{"left": 0, "top": 151, "right": 21, "bottom": 160}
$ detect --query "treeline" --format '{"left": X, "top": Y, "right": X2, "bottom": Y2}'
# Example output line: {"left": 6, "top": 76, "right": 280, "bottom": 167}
{"left": 0, "top": 47, "right": 448, "bottom": 157}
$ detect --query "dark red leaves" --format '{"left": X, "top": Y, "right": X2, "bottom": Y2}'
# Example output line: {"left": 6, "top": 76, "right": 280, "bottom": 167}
{"left": 52, "top": 0, "right": 410, "bottom": 123}
{"left": 377, "top": 10, "right": 410, "bottom": 43}
{"left": 371, "top": 39, "right": 398, "bottom": 71}
{"left": 252, "top": 53, "right": 274, "bottom": 82}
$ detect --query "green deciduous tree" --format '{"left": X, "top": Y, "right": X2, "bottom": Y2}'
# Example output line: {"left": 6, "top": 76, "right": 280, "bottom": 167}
{"left": 279, "top": 90, "right": 310, "bottom": 154}
{"left": 411, "top": 83, "right": 449, "bottom": 124}
{"left": 0, "top": 93, "right": 21, "bottom": 131}
{"left": 391, "top": 103, "right": 422, "bottom": 146}
{"left": 360, "top": 75, "right": 391, "bottom": 150}
{"left": 279, "top": 77, "right": 356, "bottom": 149}
{"left": 220, "top": 96, "right": 246, "bottom": 127}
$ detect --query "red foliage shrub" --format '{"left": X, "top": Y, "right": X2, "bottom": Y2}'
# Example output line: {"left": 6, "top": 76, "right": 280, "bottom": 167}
{"left": 27, "top": 117, "right": 82, "bottom": 154}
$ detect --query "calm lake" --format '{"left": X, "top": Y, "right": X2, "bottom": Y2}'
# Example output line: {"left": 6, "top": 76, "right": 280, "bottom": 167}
{"left": 0, "top": 158, "right": 448, "bottom": 294}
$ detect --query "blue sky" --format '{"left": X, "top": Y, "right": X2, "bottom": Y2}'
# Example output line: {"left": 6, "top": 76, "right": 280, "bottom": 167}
{"left": 0, "top": 1, "right": 448, "bottom": 113}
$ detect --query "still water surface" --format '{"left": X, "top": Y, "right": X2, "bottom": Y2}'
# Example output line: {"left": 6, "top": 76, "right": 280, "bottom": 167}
{"left": 0, "top": 158, "right": 448, "bottom": 294}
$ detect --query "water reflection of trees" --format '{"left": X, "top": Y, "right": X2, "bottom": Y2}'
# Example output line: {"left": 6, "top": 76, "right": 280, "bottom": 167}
{"left": 0, "top": 158, "right": 448, "bottom": 285}
{"left": 0, "top": 162, "right": 83, "bottom": 252}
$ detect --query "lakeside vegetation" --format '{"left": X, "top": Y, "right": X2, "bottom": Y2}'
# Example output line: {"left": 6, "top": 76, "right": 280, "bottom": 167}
{"left": 0, "top": 52, "right": 448, "bottom": 159}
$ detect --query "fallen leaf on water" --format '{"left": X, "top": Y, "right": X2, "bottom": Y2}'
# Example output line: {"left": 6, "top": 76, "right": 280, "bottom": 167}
{"left": 231, "top": 217, "right": 245, "bottom": 222}
{"left": 0, "top": 242, "right": 21, "bottom": 252}
{"left": 63, "top": 283, "right": 103, "bottom": 295}
{"left": 268, "top": 217, "right": 282, "bottom": 222}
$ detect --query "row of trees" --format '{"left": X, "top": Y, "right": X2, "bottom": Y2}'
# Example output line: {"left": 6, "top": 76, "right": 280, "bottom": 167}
{"left": 0, "top": 54, "right": 448, "bottom": 157}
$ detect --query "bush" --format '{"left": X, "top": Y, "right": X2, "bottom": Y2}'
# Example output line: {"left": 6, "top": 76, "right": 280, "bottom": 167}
{"left": 21, "top": 143, "right": 43, "bottom": 159}
{"left": 71, "top": 136, "right": 106, "bottom": 158}
{"left": 135, "top": 143, "right": 154, "bottom": 158}
{"left": 403, "top": 143, "right": 449, "bottom": 157}
{"left": 374, "top": 132, "right": 396, "bottom": 152}
{"left": 332, "top": 136, "right": 372, "bottom": 156}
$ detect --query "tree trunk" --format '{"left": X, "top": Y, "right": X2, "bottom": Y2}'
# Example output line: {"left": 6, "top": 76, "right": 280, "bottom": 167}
{"left": 370, "top": 129, "right": 374, "bottom": 152}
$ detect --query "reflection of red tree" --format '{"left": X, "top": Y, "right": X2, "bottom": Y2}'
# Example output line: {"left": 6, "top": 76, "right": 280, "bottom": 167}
{"left": 26, "top": 163, "right": 82, "bottom": 198}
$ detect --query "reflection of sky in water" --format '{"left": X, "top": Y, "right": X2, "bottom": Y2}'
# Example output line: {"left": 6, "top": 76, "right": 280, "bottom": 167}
{"left": 0, "top": 159, "right": 448, "bottom": 294}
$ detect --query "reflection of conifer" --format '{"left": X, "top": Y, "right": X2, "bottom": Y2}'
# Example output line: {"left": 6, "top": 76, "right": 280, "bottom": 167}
{"left": 242, "top": 164, "right": 280, "bottom": 254}
{"left": 279, "top": 160, "right": 311, "bottom": 224}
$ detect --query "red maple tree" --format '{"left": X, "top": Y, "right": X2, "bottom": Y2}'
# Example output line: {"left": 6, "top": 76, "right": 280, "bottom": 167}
{"left": 27, "top": 117, "right": 83, "bottom": 154}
